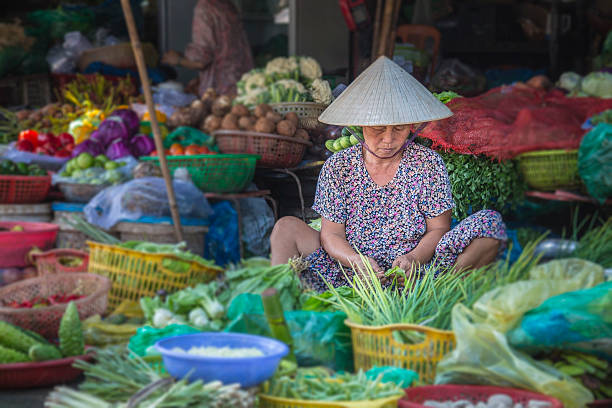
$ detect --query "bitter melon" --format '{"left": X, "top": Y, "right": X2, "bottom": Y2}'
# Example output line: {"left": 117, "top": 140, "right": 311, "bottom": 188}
{"left": 0, "top": 344, "right": 29, "bottom": 364}
{"left": 59, "top": 301, "right": 85, "bottom": 357}
{"left": 0, "top": 321, "right": 44, "bottom": 354}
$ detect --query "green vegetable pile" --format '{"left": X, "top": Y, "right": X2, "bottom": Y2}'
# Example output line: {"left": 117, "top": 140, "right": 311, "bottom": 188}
{"left": 571, "top": 217, "right": 612, "bottom": 268}
{"left": 438, "top": 150, "right": 526, "bottom": 220}
{"left": 46, "top": 347, "right": 256, "bottom": 408}
{"left": 0, "top": 159, "right": 46, "bottom": 176}
{"left": 59, "top": 153, "right": 126, "bottom": 185}
{"left": 119, "top": 241, "right": 219, "bottom": 272}
{"left": 0, "top": 301, "right": 84, "bottom": 365}
{"left": 140, "top": 282, "right": 226, "bottom": 331}
{"left": 325, "top": 126, "right": 362, "bottom": 153}
{"left": 265, "top": 368, "right": 402, "bottom": 402}
{"left": 219, "top": 258, "right": 304, "bottom": 311}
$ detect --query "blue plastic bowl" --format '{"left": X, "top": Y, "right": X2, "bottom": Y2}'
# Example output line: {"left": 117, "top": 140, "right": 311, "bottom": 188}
{"left": 155, "top": 332, "right": 289, "bottom": 387}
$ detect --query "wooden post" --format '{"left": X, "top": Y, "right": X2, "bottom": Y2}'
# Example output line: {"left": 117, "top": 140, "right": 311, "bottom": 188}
{"left": 386, "top": 0, "right": 403, "bottom": 57}
{"left": 120, "top": 0, "right": 184, "bottom": 242}
{"left": 377, "top": 0, "right": 396, "bottom": 58}
{"left": 371, "top": 0, "right": 384, "bottom": 61}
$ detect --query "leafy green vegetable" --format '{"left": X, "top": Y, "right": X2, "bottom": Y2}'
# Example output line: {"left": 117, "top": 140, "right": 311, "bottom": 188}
{"left": 438, "top": 150, "right": 526, "bottom": 220}
{"left": 301, "top": 286, "right": 358, "bottom": 313}
{"left": 434, "top": 91, "right": 462, "bottom": 104}
{"left": 119, "top": 241, "right": 219, "bottom": 271}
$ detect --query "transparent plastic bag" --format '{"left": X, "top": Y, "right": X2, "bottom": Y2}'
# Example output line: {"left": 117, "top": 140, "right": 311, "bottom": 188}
{"left": 52, "top": 156, "right": 138, "bottom": 185}
{"left": 2, "top": 143, "right": 68, "bottom": 171}
{"left": 84, "top": 177, "right": 213, "bottom": 229}
{"left": 508, "top": 282, "right": 612, "bottom": 360}
{"left": 240, "top": 191, "right": 275, "bottom": 257}
{"left": 473, "top": 258, "right": 605, "bottom": 332}
{"left": 435, "top": 304, "right": 594, "bottom": 408}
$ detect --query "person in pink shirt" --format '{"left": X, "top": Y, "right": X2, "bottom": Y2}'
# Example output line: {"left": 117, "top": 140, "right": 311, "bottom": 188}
{"left": 162, "top": 0, "right": 254, "bottom": 95}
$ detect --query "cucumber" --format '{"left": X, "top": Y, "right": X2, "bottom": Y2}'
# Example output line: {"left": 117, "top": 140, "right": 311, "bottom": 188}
{"left": 325, "top": 139, "right": 336, "bottom": 152}
{"left": 339, "top": 136, "right": 352, "bottom": 149}
{"left": 333, "top": 139, "right": 343, "bottom": 152}
{"left": 28, "top": 344, "right": 62, "bottom": 362}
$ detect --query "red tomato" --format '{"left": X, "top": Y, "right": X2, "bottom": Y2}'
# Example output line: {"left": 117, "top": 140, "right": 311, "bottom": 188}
{"left": 149, "top": 150, "right": 158, "bottom": 157}
{"left": 48, "top": 134, "right": 61, "bottom": 150}
{"left": 40, "top": 142, "right": 54, "bottom": 154}
{"left": 64, "top": 143, "right": 75, "bottom": 152}
{"left": 18, "top": 129, "right": 39, "bottom": 147}
{"left": 54, "top": 149, "right": 71, "bottom": 158}
{"left": 57, "top": 133, "right": 74, "bottom": 146}
{"left": 36, "top": 132, "right": 52, "bottom": 146}
{"left": 16, "top": 139, "right": 34, "bottom": 152}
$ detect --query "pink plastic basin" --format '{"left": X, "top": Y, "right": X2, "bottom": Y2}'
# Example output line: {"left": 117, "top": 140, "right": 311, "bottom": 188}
{"left": 0, "top": 222, "right": 59, "bottom": 268}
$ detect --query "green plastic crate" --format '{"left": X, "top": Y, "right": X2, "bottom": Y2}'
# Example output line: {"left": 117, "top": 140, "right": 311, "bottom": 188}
{"left": 140, "top": 154, "right": 259, "bottom": 193}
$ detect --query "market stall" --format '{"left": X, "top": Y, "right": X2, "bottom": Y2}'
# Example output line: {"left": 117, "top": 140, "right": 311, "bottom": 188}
{"left": 1, "top": 1, "right": 612, "bottom": 406}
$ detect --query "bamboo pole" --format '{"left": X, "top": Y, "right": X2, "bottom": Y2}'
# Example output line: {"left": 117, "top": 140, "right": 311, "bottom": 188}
{"left": 376, "top": 0, "right": 396, "bottom": 58}
{"left": 386, "top": 0, "right": 403, "bottom": 57}
{"left": 120, "top": 0, "right": 184, "bottom": 242}
{"left": 371, "top": 0, "right": 384, "bottom": 61}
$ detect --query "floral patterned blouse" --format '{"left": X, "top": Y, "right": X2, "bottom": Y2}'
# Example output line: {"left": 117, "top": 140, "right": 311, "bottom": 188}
{"left": 312, "top": 143, "right": 455, "bottom": 268}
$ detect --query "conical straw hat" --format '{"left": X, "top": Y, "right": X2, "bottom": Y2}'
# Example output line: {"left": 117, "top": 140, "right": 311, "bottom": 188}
{"left": 319, "top": 56, "right": 452, "bottom": 126}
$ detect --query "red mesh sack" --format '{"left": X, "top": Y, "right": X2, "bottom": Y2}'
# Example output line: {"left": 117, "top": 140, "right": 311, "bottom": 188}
{"left": 422, "top": 86, "right": 612, "bottom": 160}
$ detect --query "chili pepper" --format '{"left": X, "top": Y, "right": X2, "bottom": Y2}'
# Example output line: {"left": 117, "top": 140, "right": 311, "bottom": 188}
{"left": 18, "top": 129, "right": 39, "bottom": 147}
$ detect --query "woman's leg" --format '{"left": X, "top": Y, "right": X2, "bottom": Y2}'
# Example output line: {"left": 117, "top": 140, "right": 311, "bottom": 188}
{"left": 434, "top": 209, "right": 507, "bottom": 270}
{"left": 270, "top": 216, "right": 321, "bottom": 265}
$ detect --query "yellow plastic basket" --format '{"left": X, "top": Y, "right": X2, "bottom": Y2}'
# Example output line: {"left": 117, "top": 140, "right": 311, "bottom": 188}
{"left": 259, "top": 392, "right": 401, "bottom": 408}
{"left": 345, "top": 320, "right": 455, "bottom": 384}
{"left": 516, "top": 149, "right": 581, "bottom": 191}
{"left": 86, "top": 241, "right": 223, "bottom": 311}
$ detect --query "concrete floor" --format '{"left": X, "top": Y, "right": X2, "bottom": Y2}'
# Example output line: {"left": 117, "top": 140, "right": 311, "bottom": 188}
{"left": 0, "top": 382, "right": 78, "bottom": 408}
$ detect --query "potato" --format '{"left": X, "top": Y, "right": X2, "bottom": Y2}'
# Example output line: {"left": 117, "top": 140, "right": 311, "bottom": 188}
{"left": 276, "top": 120, "right": 297, "bottom": 137}
{"left": 294, "top": 129, "right": 310, "bottom": 141}
{"left": 190, "top": 100, "right": 206, "bottom": 124}
{"left": 231, "top": 104, "right": 250, "bottom": 117}
{"left": 221, "top": 113, "right": 239, "bottom": 130}
{"left": 266, "top": 111, "right": 283, "bottom": 124}
{"left": 201, "top": 87, "right": 217, "bottom": 102}
{"left": 284, "top": 112, "right": 299, "bottom": 125}
{"left": 254, "top": 117, "right": 275, "bottom": 133}
{"left": 202, "top": 114, "right": 222, "bottom": 133}
{"left": 254, "top": 103, "right": 272, "bottom": 118}
{"left": 212, "top": 95, "right": 232, "bottom": 116}
{"left": 238, "top": 116, "right": 255, "bottom": 130}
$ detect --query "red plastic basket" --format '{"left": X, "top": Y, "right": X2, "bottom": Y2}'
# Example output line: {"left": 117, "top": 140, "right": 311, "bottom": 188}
{"left": 0, "top": 352, "right": 94, "bottom": 389}
{"left": 0, "top": 221, "right": 58, "bottom": 268}
{"left": 399, "top": 385, "right": 563, "bottom": 408}
{"left": 0, "top": 174, "right": 51, "bottom": 204}
{"left": 214, "top": 129, "right": 312, "bottom": 168}
{"left": 30, "top": 249, "right": 89, "bottom": 276}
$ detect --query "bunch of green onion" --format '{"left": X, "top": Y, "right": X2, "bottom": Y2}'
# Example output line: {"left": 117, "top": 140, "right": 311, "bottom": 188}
{"left": 320, "top": 239, "right": 542, "bottom": 336}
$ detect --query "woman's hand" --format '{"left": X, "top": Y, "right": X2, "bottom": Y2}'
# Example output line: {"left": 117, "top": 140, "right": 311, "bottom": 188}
{"left": 392, "top": 254, "right": 421, "bottom": 274}
{"left": 347, "top": 255, "right": 382, "bottom": 279}
{"left": 161, "top": 50, "right": 181, "bottom": 66}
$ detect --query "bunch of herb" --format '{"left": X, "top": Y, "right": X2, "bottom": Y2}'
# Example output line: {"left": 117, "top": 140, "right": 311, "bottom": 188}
{"left": 219, "top": 257, "right": 303, "bottom": 311}
{"left": 438, "top": 151, "right": 526, "bottom": 220}
{"left": 571, "top": 217, "right": 612, "bottom": 268}
{"left": 45, "top": 347, "right": 255, "bottom": 408}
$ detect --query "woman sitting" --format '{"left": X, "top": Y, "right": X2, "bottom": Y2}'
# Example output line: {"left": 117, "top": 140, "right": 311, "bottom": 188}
{"left": 270, "top": 57, "right": 507, "bottom": 292}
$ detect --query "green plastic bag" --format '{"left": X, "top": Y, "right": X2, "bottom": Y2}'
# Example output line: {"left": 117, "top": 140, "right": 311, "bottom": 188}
{"left": 578, "top": 123, "right": 612, "bottom": 204}
{"left": 128, "top": 324, "right": 200, "bottom": 357}
{"left": 224, "top": 294, "right": 353, "bottom": 372}
{"left": 163, "top": 126, "right": 217, "bottom": 150}
{"left": 27, "top": 8, "right": 95, "bottom": 43}
{"left": 508, "top": 282, "right": 612, "bottom": 359}
{"left": 365, "top": 366, "right": 418, "bottom": 388}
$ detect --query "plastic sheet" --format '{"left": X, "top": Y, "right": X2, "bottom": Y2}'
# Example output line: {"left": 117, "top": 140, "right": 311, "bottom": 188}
{"left": 508, "top": 282, "right": 612, "bottom": 360}
{"left": 224, "top": 293, "right": 353, "bottom": 372}
{"left": 84, "top": 177, "right": 212, "bottom": 229}
{"left": 578, "top": 123, "right": 612, "bottom": 204}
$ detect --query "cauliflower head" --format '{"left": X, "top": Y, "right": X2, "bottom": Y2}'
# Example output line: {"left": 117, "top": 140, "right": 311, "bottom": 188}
{"left": 309, "top": 78, "right": 333, "bottom": 104}
{"left": 245, "top": 70, "right": 267, "bottom": 92}
{"left": 274, "top": 79, "right": 307, "bottom": 93}
{"left": 299, "top": 56, "right": 322, "bottom": 80}
{"left": 265, "top": 57, "right": 299, "bottom": 76}
{"left": 235, "top": 87, "right": 268, "bottom": 106}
